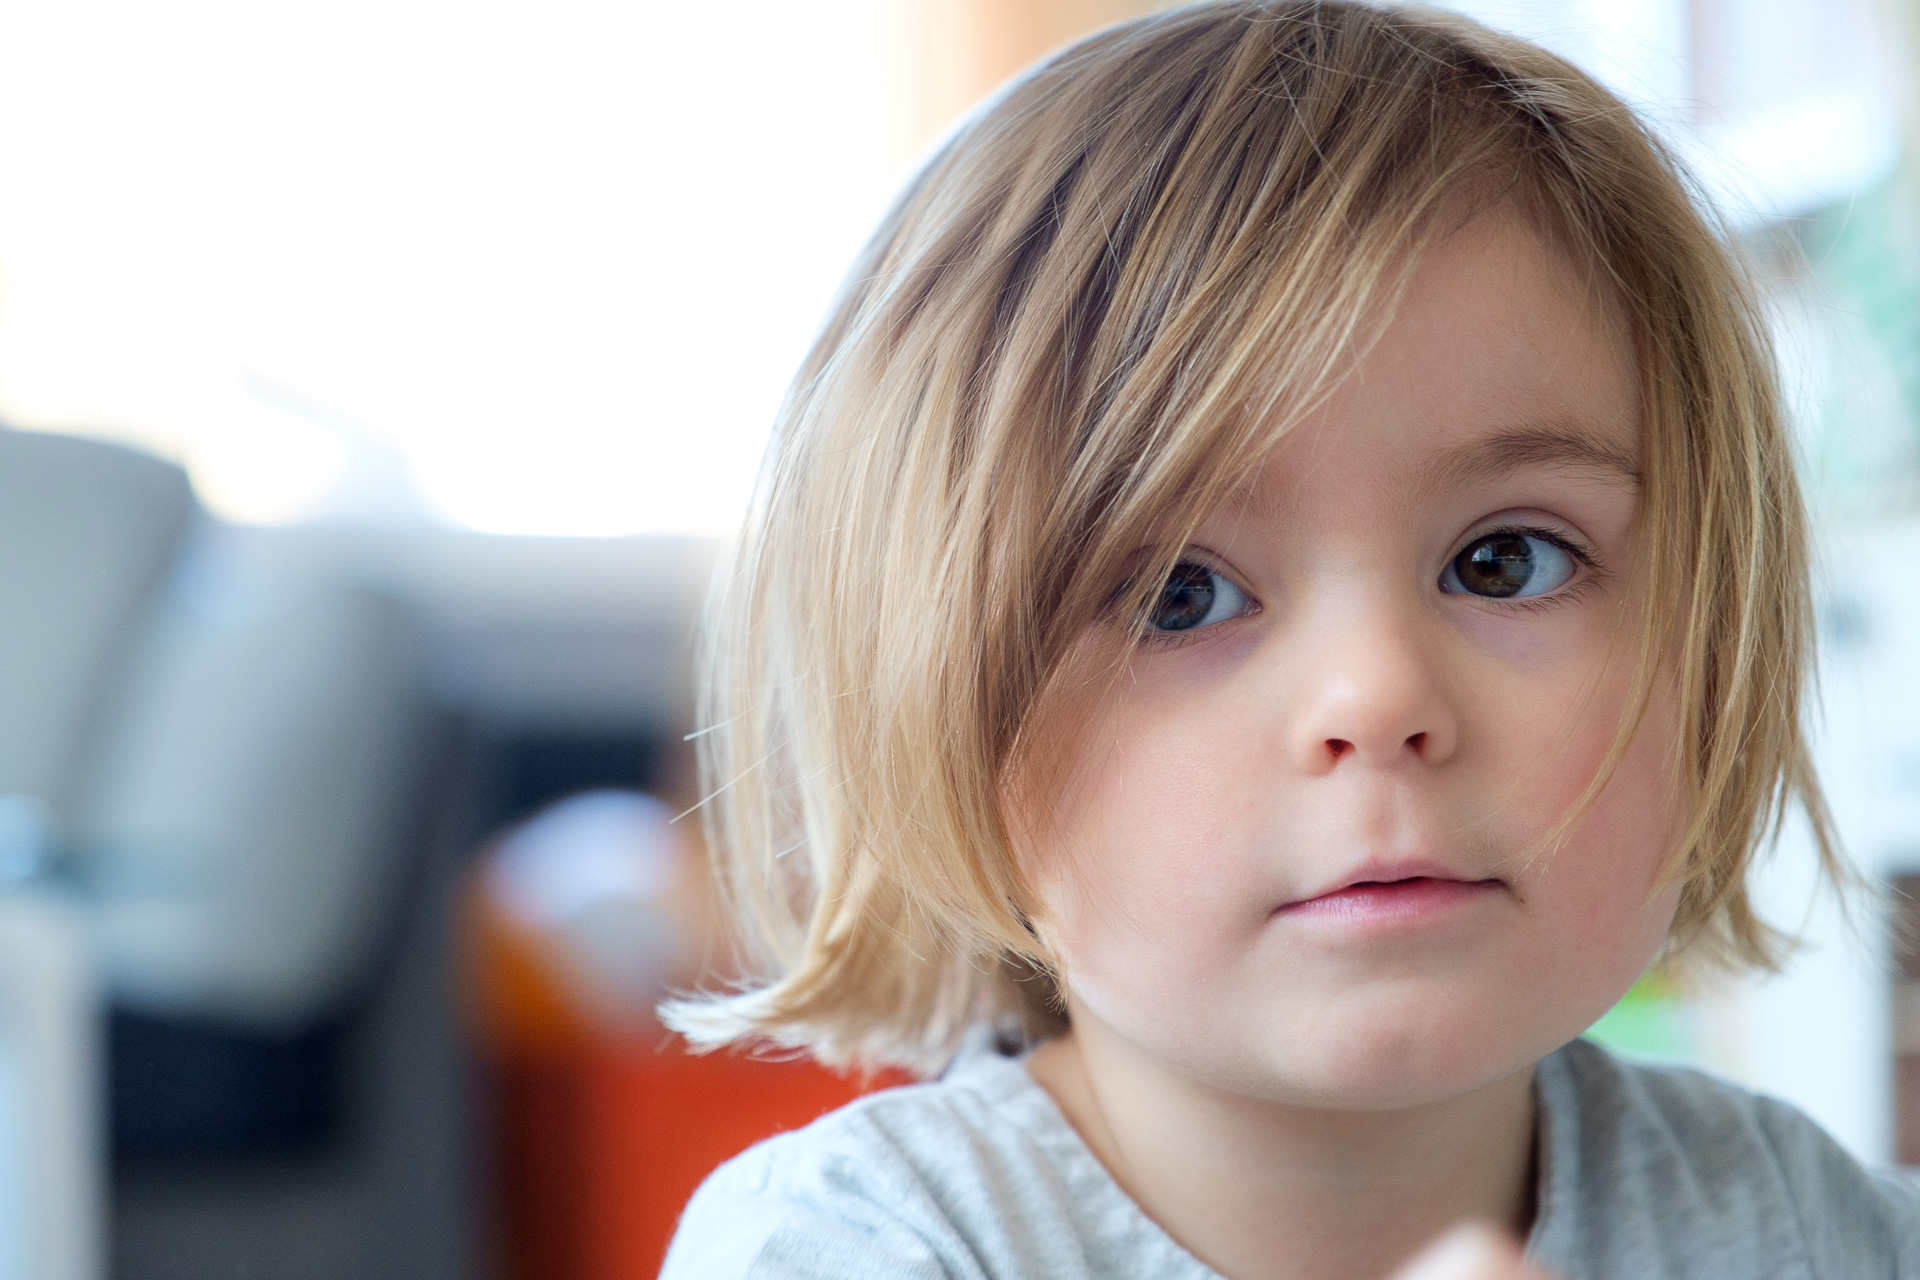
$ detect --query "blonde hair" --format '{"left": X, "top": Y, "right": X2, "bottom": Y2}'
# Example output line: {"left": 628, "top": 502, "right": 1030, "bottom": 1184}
{"left": 664, "top": 0, "right": 1842, "bottom": 1074}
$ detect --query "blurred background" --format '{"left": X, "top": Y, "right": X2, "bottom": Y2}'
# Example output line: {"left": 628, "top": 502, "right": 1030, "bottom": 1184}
{"left": 0, "top": 0, "right": 1918, "bottom": 1277}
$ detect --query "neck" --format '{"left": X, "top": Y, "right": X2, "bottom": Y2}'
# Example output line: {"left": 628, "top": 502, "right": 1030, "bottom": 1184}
{"left": 1024, "top": 1018, "right": 1538, "bottom": 1280}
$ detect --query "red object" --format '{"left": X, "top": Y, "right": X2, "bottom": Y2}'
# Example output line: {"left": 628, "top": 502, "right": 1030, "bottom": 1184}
{"left": 464, "top": 872, "right": 908, "bottom": 1278}
{"left": 588, "top": 1044, "right": 904, "bottom": 1278}
{"left": 492, "top": 1042, "right": 905, "bottom": 1280}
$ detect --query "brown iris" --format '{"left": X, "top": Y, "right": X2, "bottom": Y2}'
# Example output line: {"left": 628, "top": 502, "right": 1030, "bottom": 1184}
{"left": 1453, "top": 534, "right": 1542, "bottom": 598}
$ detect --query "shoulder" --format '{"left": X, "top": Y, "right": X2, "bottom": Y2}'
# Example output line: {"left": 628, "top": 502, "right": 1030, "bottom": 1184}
{"left": 658, "top": 1075, "right": 999, "bottom": 1280}
{"left": 1532, "top": 1038, "right": 1920, "bottom": 1279}
{"left": 660, "top": 1046, "right": 1200, "bottom": 1280}
{"left": 658, "top": 1090, "right": 948, "bottom": 1280}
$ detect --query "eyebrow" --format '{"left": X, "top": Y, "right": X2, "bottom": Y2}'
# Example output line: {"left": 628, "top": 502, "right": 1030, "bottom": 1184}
{"left": 1422, "top": 423, "right": 1641, "bottom": 493}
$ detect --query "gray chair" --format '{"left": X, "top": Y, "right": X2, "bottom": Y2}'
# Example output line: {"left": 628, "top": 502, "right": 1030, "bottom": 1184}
{"left": 0, "top": 427, "right": 425, "bottom": 1278}
{"left": 0, "top": 428, "right": 194, "bottom": 827}
{"left": 79, "top": 545, "right": 422, "bottom": 1027}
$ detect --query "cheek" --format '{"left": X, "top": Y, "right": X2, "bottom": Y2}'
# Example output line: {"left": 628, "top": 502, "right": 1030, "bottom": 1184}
{"left": 1011, "top": 690, "right": 1272, "bottom": 992}
{"left": 1499, "top": 673, "right": 1686, "bottom": 1010}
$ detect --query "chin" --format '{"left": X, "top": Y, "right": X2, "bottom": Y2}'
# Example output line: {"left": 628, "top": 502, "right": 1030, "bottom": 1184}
{"left": 1249, "top": 995, "right": 1553, "bottom": 1111}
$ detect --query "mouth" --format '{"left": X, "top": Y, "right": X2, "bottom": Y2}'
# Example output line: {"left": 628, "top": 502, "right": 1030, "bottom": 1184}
{"left": 1275, "top": 864, "right": 1509, "bottom": 928}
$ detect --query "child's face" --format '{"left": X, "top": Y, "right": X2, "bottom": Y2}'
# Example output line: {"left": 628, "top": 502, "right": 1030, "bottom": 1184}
{"left": 1013, "top": 208, "right": 1682, "bottom": 1110}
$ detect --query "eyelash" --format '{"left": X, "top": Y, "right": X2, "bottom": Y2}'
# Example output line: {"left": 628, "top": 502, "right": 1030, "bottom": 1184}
{"left": 1141, "top": 628, "right": 1221, "bottom": 652}
{"left": 1140, "top": 624, "right": 1218, "bottom": 652}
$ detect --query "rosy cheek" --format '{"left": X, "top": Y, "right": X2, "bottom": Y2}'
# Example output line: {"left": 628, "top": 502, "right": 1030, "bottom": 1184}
{"left": 1026, "top": 719, "right": 1257, "bottom": 983}
{"left": 1509, "top": 685, "right": 1684, "bottom": 988}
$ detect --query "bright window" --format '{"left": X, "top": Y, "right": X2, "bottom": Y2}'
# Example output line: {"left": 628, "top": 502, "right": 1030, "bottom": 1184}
{"left": 0, "top": 1, "right": 1896, "bottom": 534}
{"left": 0, "top": 0, "right": 902, "bottom": 535}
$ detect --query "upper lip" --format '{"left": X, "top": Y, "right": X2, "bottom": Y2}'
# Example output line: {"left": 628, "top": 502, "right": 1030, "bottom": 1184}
{"left": 1285, "top": 858, "right": 1503, "bottom": 907}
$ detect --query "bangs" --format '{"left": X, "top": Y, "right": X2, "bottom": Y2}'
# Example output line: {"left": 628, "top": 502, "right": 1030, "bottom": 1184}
{"left": 938, "top": 28, "right": 1605, "bottom": 713}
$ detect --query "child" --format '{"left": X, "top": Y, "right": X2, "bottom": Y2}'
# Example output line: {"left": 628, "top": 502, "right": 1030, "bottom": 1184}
{"left": 660, "top": 3, "right": 1920, "bottom": 1277}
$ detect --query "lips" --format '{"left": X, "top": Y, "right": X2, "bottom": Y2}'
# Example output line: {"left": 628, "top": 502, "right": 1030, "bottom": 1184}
{"left": 1275, "top": 860, "right": 1508, "bottom": 928}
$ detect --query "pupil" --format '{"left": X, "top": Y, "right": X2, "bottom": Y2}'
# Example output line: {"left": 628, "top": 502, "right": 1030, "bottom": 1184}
{"left": 1150, "top": 563, "right": 1215, "bottom": 630}
{"left": 1458, "top": 535, "right": 1533, "bottom": 598}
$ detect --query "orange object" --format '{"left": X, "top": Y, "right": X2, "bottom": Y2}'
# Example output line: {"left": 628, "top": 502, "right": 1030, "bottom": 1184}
{"left": 462, "top": 845, "right": 909, "bottom": 1278}
{"left": 464, "top": 873, "right": 599, "bottom": 1057}
{"left": 490, "top": 1036, "right": 909, "bottom": 1280}
{"left": 591, "top": 1042, "right": 907, "bottom": 1279}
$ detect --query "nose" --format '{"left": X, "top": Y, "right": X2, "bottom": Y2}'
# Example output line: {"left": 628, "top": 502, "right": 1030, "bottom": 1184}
{"left": 1286, "top": 605, "right": 1458, "bottom": 774}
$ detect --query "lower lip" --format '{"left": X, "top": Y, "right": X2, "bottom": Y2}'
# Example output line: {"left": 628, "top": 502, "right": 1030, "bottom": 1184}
{"left": 1276, "top": 877, "right": 1506, "bottom": 929}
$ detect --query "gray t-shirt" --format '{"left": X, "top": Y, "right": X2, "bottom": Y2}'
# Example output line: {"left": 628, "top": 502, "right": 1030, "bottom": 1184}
{"left": 662, "top": 1036, "right": 1920, "bottom": 1278}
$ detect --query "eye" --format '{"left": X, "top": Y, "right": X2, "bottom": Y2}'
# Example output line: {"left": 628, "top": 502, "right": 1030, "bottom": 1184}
{"left": 1145, "top": 561, "right": 1252, "bottom": 633}
{"left": 1440, "top": 531, "right": 1578, "bottom": 600}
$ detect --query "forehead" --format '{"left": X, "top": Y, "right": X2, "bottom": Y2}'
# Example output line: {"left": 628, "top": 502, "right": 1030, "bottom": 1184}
{"left": 1240, "top": 207, "right": 1641, "bottom": 509}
